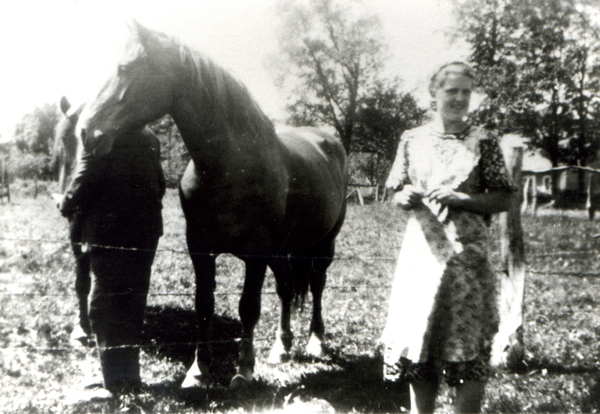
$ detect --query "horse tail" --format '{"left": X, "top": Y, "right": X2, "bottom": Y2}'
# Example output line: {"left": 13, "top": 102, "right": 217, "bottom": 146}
{"left": 290, "top": 256, "right": 311, "bottom": 310}
{"left": 270, "top": 254, "right": 310, "bottom": 310}
{"left": 290, "top": 232, "right": 340, "bottom": 311}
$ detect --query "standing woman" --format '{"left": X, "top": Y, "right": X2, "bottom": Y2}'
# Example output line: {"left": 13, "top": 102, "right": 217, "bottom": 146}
{"left": 380, "top": 62, "right": 516, "bottom": 413}
{"left": 60, "top": 124, "right": 166, "bottom": 397}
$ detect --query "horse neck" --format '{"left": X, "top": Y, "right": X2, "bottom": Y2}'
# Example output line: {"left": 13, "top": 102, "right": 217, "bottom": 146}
{"left": 58, "top": 162, "right": 69, "bottom": 193}
{"left": 169, "top": 77, "right": 280, "bottom": 170}
{"left": 169, "top": 99, "right": 224, "bottom": 164}
{"left": 57, "top": 146, "right": 78, "bottom": 193}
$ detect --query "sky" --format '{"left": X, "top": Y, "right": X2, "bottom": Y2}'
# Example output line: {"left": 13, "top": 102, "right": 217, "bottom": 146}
{"left": 0, "top": 0, "right": 470, "bottom": 140}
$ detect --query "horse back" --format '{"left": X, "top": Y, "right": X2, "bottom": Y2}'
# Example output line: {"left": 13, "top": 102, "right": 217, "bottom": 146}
{"left": 275, "top": 126, "right": 347, "bottom": 246}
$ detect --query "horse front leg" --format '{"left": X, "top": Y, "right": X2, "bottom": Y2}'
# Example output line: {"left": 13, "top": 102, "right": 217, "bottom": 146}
{"left": 182, "top": 252, "right": 216, "bottom": 388}
{"left": 230, "top": 258, "right": 267, "bottom": 388}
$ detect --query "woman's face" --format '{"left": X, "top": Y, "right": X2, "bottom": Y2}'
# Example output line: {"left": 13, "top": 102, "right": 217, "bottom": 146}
{"left": 434, "top": 72, "right": 473, "bottom": 124}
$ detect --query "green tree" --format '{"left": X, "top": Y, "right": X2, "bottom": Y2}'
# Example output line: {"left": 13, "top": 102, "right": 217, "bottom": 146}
{"left": 454, "top": 0, "right": 600, "bottom": 172}
{"left": 14, "top": 102, "right": 59, "bottom": 155}
{"left": 352, "top": 78, "right": 426, "bottom": 184}
{"left": 9, "top": 102, "right": 59, "bottom": 180}
{"left": 276, "top": 0, "right": 388, "bottom": 153}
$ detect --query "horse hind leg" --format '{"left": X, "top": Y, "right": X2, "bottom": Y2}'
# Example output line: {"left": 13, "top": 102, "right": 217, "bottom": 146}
{"left": 267, "top": 258, "right": 296, "bottom": 364}
{"left": 269, "top": 247, "right": 332, "bottom": 362}
{"left": 305, "top": 242, "right": 335, "bottom": 358}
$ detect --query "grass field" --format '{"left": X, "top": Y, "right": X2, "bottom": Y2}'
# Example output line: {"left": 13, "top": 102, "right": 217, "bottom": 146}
{"left": 2, "top": 180, "right": 600, "bottom": 413}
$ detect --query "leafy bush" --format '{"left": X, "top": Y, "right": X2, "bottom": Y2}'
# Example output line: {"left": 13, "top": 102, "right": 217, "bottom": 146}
{"left": 3, "top": 101, "right": 60, "bottom": 182}
{"left": 13, "top": 102, "right": 59, "bottom": 156}
{"left": 5, "top": 148, "right": 54, "bottom": 181}
{"left": 149, "top": 115, "right": 191, "bottom": 189}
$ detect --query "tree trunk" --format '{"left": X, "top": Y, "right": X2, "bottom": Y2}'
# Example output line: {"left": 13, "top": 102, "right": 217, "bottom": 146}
{"left": 340, "top": 130, "right": 351, "bottom": 155}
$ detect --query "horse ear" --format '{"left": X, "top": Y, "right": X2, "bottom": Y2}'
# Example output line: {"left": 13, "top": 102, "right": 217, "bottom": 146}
{"left": 60, "top": 96, "right": 71, "bottom": 116}
{"left": 128, "top": 18, "right": 152, "bottom": 48}
{"left": 127, "top": 17, "right": 140, "bottom": 34}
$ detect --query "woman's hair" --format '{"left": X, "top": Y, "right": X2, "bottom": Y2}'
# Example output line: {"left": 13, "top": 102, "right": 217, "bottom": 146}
{"left": 429, "top": 61, "right": 475, "bottom": 97}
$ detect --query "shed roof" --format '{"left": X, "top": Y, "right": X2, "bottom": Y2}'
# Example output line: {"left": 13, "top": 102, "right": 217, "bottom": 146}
{"left": 522, "top": 149, "right": 552, "bottom": 173}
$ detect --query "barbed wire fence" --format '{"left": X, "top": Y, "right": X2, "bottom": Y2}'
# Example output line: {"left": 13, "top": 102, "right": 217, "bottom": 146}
{"left": 2, "top": 232, "right": 600, "bottom": 356}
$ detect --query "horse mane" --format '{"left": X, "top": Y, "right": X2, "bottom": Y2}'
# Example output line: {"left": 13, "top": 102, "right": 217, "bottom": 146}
{"left": 166, "top": 35, "right": 276, "bottom": 138}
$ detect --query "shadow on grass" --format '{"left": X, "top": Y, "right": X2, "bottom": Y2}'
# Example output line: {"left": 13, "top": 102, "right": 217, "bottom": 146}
{"left": 282, "top": 351, "right": 410, "bottom": 413}
{"left": 134, "top": 304, "right": 409, "bottom": 412}
{"left": 137, "top": 305, "right": 600, "bottom": 413}
{"left": 175, "top": 353, "right": 409, "bottom": 413}
{"left": 141, "top": 305, "right": 241, "bottom": 387}
{"left": 518, "top": 358, "right": 600, "bottom": 375}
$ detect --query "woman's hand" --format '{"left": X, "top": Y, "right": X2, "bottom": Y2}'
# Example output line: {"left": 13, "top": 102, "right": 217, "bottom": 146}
{"left": 392, "top": 185, "right": 424, "bottom": 210}
{"left": 426, "top": 187, "right": 513, "bottom": 214}
{"left": 426, "top": 187, "right": 468, "bottom": 207}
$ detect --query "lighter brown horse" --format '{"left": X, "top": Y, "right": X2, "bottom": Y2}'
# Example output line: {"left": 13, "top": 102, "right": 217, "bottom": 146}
{"left": 53, "top": 97, "right": 92, "bottom": 344}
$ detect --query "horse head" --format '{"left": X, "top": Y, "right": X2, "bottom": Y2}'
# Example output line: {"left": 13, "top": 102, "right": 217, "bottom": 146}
{"left": 77, "top": 20, "right": 176, "bottom": 157}
{"left": 54, "top": 96, "right": 84, "bottom": 192}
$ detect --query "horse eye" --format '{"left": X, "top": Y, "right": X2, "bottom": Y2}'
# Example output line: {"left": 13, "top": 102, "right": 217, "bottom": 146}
{"left": 118, "top": 65, "right": 129, "bottom": 74}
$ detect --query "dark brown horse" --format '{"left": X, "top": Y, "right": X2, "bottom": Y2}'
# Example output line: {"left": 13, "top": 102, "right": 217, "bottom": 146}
{"left": 76, "top": 21, "right": 347, "bottom": 388}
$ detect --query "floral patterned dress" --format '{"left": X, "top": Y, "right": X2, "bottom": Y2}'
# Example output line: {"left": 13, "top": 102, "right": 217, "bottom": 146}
{"left": 381, "top": 124, "right": 516, "bottom": 385}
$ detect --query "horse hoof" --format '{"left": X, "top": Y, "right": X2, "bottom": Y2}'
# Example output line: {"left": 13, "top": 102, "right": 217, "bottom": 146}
{"left": 305, "top": 335, "right": 324, "bottom": 358}
{"left": 269, "top": 337, "right": 292, "bottom": 364}
{"left": 267, "top": 350, "right": 290, "bottom": 365}
{"left": 229, "top": 374, "right": 251, "bottom": 389}
{"left": 506, "top": 342, "right": 525, "bottom": 370}
{"left": 70, "top": 325, "right": 91, "bottom": 347}
{"left": 181, "top": 375, "right": 209, "bottom": 389}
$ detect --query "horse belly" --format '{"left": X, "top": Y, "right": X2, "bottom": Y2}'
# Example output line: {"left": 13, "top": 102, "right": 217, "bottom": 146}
{"left": 181, "top": 183, "right": 283, "bottom": 256}
{"left": 276, "top": 189, "right": 345, "bottom": 251}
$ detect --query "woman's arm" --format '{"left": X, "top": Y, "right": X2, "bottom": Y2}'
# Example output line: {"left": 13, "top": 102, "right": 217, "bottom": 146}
{"left": 427, "top": 187, "right": 513, "bottom": 215}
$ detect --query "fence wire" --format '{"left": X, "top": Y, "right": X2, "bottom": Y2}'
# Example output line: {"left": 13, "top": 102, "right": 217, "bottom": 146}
{"left": 2, "top": 233, "right": 600, "bottom": 353}
{"left": 2, "top": 236, "right": 600, "bottom": 298}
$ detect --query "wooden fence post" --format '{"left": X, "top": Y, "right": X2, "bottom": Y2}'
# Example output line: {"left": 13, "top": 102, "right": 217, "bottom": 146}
{"left": 356, "top": 188, "right": 364, "bottom": 205}
{"left": 0, "top": 157, "right": 9, "bottom": 203}
{"left": 531, "top": 174, "right": 538, "bottom": 216}
{"left": 492, "top": 139, "right": 526, "bottom": 367}
{"left": 521, "top": 176, "right": 530, "bottom": 214}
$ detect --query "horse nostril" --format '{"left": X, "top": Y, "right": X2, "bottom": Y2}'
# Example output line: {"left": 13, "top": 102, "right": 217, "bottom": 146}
{"left": 80, "top": 128, "right": 87, "bottom": 141}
